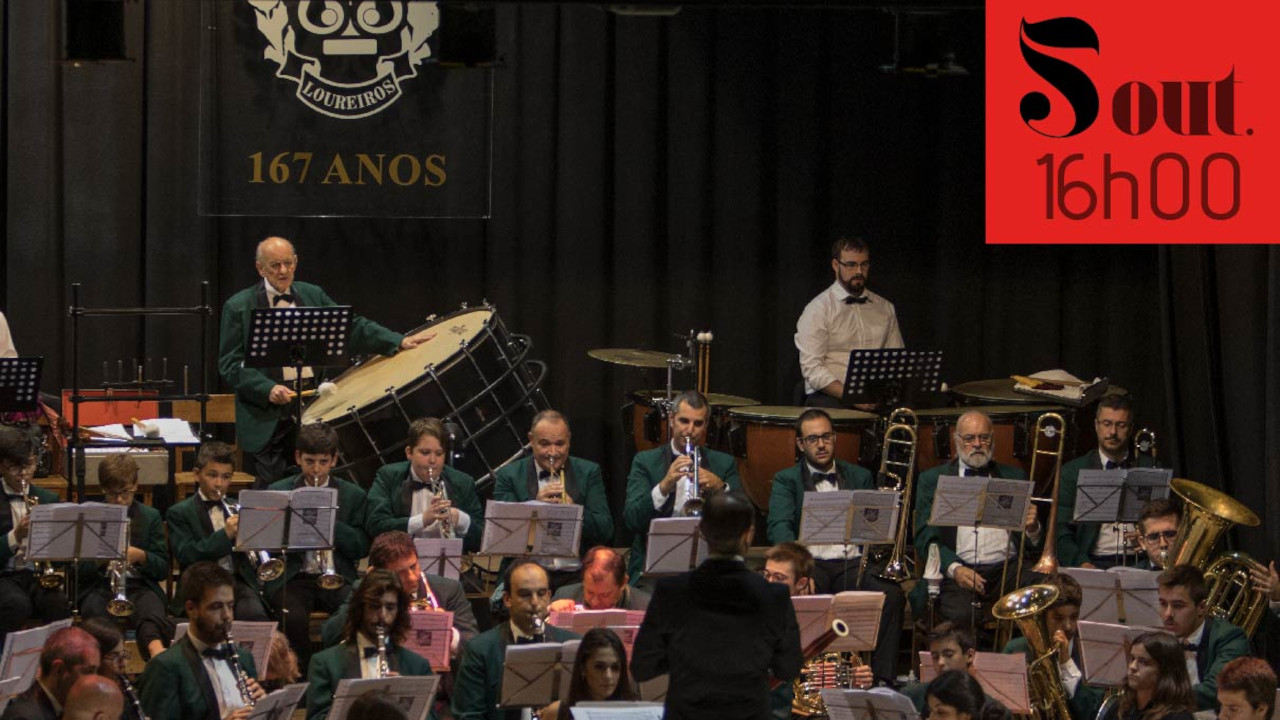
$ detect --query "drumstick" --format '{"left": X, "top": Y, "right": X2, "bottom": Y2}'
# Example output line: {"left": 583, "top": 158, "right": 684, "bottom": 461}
{"left": 130, "top": 417, "right": 160, "bottom": 438}
{"left": 286, "top": 381, "right": 338, "bottom": 400}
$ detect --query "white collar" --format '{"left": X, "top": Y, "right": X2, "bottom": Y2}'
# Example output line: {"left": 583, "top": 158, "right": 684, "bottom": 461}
{"left": 1186, "top": 620, "right": 1206, "bottom": 647}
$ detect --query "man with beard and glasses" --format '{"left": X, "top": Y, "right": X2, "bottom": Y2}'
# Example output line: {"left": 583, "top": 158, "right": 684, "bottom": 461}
{"left": 1055, "top": 395, "right": 1158, "bottom": 569}
{"left": 795, "top": 236, "right": 903, "bottom": 409}
{"left": 306, "top": 569, "right": 435, "bottom": 720}
{"left": 913, "top": 411, "right": 1041, "bottom": 630}
{"left": 138, "top": 562, "right": 265, "bottom": 720}
{"left": 766, "top": 408, "right": 903, "bottom": 687}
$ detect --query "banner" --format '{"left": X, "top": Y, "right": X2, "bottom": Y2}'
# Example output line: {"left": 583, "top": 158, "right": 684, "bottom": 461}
{"left": 200, "top": 0, "right": 491, "bottom": 218}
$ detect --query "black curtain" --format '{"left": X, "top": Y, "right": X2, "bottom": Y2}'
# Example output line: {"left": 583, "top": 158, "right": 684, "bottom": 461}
{"left": 2, "top": 4, "right": 1275, "bottom": 561}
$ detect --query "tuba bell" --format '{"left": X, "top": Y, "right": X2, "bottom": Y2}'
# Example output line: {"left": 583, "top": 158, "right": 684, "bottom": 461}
{"left": 992, "top": 585, "right": 1073, "bottom": 720}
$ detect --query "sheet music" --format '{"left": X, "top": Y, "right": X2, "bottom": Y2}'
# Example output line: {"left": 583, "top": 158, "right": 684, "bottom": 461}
{"left": 330, "top": 676, "right": 440, "bottom": 720}
{"left": 980, "top": 479, "right": 1032, "bottom": 530}
{"left": 501, "top": 643, "right": 570, "bottom": 708}
{"left": 288, "top": 487, "right": 339, "bottom": 550}
{"left": 547, "top": 609, "right": 643, "bottom": 634}
{"left": 247, "top": 683, "right": 309, "bottom": 720}
{"left": 26, "top": 503, "right": 128, "bottom": 561}
{"left": 1060, "top": 567, "right": 1121, "bottom": 623}
{"left": 644, "top": 517, "right": 707, "bottom": 575}
{"left": 793, "top": 595, "right": 836, "bottom": 651}
{"left": 481, "top": 501, "right": 584, "bottom": 558}
{"left": 1078, "top": 621, "right": 1163, "bottom": 687}
{"left": 820, "top": 687, "right": 920, "bottom": 720}
{"left": 971, "top": 652, "right": 1032, "bottom": 714}
{"left": 929, "top": 476, "right": 986, "bottom": 527}
{"left": 172, "top": 621, "right": 276, "bottom": 672}
{"left": 236, "top": 490, "right": 291, "bottom": 551}
{"left": 799, "top": 491, "right": 856, "bottom": 545}
{"left": 559, "top": 640, "right": 581, "bottom": 701}
{"left": 604, "top": 625, "right": 641, "bottom": 663}
{"left": 848, "top": 490, "right": 900, "bottom": 544}
{"left": 1075, "top": 470, "right": 1126, "bottom": 523}
{"left": 415, "top": 538, "right": 464, "bottom": 580}
{"left": 0, "top": 619, "right": 72, "bottom": 687}
{"left": 1114, "top": 568, "right": 1162, "bottom": 627}
{"left": 570, "top": 703, "right": 666, "bottom": 720}
{"left": 403, "top": 610, "right": 453, "bottom": 671}
{"left": 1119, "top": 469, "right": 1172, "bottom": 520}
{"left": 827, "top": 591, "right": 884, "bottom": 652}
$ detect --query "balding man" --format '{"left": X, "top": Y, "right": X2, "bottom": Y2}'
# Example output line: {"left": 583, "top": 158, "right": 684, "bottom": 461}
{"left": 0, "top": 626, "right": 101, "bottom": 720}
{"left": 548, "top": 546, "right": 651, "bottom": 612}
{"left": 913, "top": 410, "right": 1042, "bottom": 631}
{"left": 218, "top": 236, "right": 432, "bottom": 487}
{"left": 62, "top": 675, "right": 124, "bottom": 720}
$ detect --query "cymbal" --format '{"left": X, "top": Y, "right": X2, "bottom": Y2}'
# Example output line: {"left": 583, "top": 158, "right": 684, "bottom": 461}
{"left": 588, "top": 348, "right": 684, "bottom": 369}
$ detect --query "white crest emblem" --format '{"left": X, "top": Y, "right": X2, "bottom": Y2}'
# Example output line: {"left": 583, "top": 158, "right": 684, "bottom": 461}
{"left": 246, "top": 0, "right": 439, "bottom": 119}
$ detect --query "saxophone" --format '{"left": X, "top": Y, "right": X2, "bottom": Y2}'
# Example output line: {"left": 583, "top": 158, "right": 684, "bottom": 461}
{"left": 224, "top": 624, "right": 257, "bottom": 708}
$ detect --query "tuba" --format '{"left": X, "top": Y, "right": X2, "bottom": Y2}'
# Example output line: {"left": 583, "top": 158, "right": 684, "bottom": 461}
{"left": 993, "top": 585, "right": 1073, "bottom": 720}
{"left": 1168, "top": 478, "right": 1266, "bottom": 635}
{"left": 791, "top": 619, "right": 852, "bottom": 717}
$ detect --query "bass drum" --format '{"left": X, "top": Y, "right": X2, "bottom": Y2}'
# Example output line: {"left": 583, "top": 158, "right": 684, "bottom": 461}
{"left": 302, "top": 304, "right": 548, "bottom": 489}
{"left": 725, "top": 405, "right": 877, "bottom": 511}
{"left": 626, "top": 389, "right": 760, "bottom": 453}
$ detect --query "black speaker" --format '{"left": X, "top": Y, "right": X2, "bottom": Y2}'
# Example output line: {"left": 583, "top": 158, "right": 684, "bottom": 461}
{"left": 65, "top": 0, "right": 126, "bottom": 61}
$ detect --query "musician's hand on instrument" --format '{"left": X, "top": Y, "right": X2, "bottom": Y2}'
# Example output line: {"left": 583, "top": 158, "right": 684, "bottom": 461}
{"left": 268, "top": 384, "right": 293, "bottom": 405}
{"left": 1052, "top": 629, "right": 1071, "bottom": 663}
{"left": 227, "top": 708, "right": 253, "bottom": 720}
{"left": 14, "top": 515, "right": 30, "bottom": 542}
{"left": 225, "top": 514, "right": 240, "bottom": 540}
{"left": 698, "top": 469, "right": 726, "bottom": 493}
{"left": 126, "top": 546, "right": 147, "bottom": 565}
{"left": 400, "top": 330, "right": 437, "bottom": 350}
{"left": 538, "top": 701, "right": 562, "bottom": 720}
{"left": 536, "top": 482, "right": 565, "bottom": 503}
{"left": 1023, "top": 504, "right": 1041, "bottom": 533}
{"left": 548, "top": 598, "right": 576, "bottom": 613}
{"left": 851, "top": 664, "right": 874, "bottom": 689}
{"left": 660, "top": 458, "right": 687, "bottom": 495}
{"left": 1249, "top": 560, "right": 1280, "bottom": 600}
{"left": 246, "top": 677, "right": 266, "bottom": 701}
{"left": 956, "top": 566, "right": 985, "bottom": 593}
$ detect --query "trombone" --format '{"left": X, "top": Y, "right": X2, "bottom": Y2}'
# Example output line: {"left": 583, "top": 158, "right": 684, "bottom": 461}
{"left": 858, "top": 408, "right": 918, "bottom": 586}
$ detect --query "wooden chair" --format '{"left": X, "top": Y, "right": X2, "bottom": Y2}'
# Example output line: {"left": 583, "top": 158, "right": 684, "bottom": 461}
{"left": 170, "top": 395, "right": 256, "bottom": 499}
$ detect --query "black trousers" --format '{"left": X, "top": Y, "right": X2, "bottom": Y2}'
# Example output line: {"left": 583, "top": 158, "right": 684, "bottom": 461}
{"left": 249, "top": 415, "right": 297, "bottom": 490}
{"left": 80, "top": 580, "right": 175, "bottom": 661}
{"left": 937, "top": 561, "right": 1045, "bottom": 644}
{"left": 0, "top": 570, "right": 71, "bottom": 641}
{"left": 271, "top": 574, "right": 351, "bottom": 670}
{"left": 812, "top": 558, "right": 906, "bottom": 687}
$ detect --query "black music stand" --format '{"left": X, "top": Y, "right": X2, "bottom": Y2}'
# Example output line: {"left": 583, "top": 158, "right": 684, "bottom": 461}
{"left": 245, "top": 306, "right": 353, "bottom": 428}
{"left": 0, "top": 358, "right": 43, "bottom": 414}
{"left": 1073, "top": 467, "right": 1173, "bottom": 566}
{"left": 841, "top": 349, "right": 943, "bottom": 409}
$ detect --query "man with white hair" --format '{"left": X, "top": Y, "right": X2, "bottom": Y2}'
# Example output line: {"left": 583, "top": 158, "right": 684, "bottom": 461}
{"left": 218, "top": 236, "right": 432, "bottom": 487}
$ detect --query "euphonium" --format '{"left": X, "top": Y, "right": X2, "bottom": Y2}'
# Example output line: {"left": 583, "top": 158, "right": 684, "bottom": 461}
{"left": 681, "top": 436, "right": 704, "bottom": 517}
{"left": 1204, "top": 552, "right": 1269, "bottom": 637}
{"left": 224, "top": 624, "right": 257, "bottom": 708}
{"left": 1167, "top": 478, "right": 1260, "bottom": 570}
{"left": 107, "top": 519, "right": 135, "bottom": 617}
{"left": 224, "top": 500, "right": 285, "bottom": 582}
{"left": 992, "top": 585, "right": 1073, "bottom": 720}
{"left": 791, "top": 619, "right": 852, "bottom": 717}
{"left": 18, "top": 476, "right": 63, "bottom": 590}
{"left": 375, "top": 625, "right": 391, "bottom": 678}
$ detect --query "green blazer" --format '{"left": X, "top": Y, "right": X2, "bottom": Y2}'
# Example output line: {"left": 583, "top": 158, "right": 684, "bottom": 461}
{"left": 900, "top": 681, "right": 927, "bottom": 713}
{"left": 76, "top": 501, "right": 168, "bottom": 605}
{"left": 1191, "top": 615, "right": 1251, "bottom": 710}
{"left": 912, "top": 460, "right": 1031, "bottom": 573}
{"left": 306, "top": 641, "right": 435, "bottom": 720}
{"left": 366, "top": 461, "right": 485, "bottom": 553}
{"left": 622, "top": 444, "right": 741, "bottom": 582}
{"left": 451, "top": 623, "right": 581, "bottom": 720}
{"left": 0, "top": 484, "right": 58, "bottom": 567}
{"left": 766, "top": 459, "right": 874, "bottom": 545}
{"left": 166, "top": 493, "right": 270, "bottom": 613}
{"left": 262, "top": 475, "right": 370, "bottom": 596}
{"left": 1003, "top": 636, "right": 1104, "bottom": 720}
{"left": 137, "top": 634, "right": 257, "bottom": 720}
{"left": 218, "top": 280, "right": 404, "bottom": 453}
{"left": 493, "top": 455, "right": 614, "bottom": 553}
{"left": 1056, "top": 452, "right": 1156, "bottom": 567}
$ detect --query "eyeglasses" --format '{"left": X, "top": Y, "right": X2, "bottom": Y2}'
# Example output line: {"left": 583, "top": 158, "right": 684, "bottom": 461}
{"left": 836, "top": 260, "right": 871, "bottom": 270}
{"left": 263, "top": 258, "right": 297, "bottom": 271}
{"left": 104, "top": 649, "right": 131, "bottom": 665}
{"left": 1143, "top": 529, "right": 1178, "bottom": 543}
{"left": 105, "top": 489, "right": 137, "bottom": 501}
{"left": 801, "top": 432, "right": 836, "bottom": 447}
{"left": 1096, "top": 420, "right": 1132, "bottom": 431}
{"left": 957, "top": 434, "right": 993, "bottom": 446}
{"left": 760, "top": 570, "right": 793, "bottom": 584}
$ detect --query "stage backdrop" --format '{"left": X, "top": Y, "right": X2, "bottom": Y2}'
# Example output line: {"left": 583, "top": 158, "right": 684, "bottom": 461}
{"left": 2, "top": 2, "right": 1277, "bottom": 564}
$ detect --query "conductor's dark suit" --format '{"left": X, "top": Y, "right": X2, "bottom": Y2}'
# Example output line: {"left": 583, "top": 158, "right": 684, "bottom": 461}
{"left": 631, "top": 557, "right": 803, "bottom": 720}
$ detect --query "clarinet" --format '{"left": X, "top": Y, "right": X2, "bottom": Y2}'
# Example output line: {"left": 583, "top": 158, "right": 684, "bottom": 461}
{"left": 224, "top": 624, "right": 257, "bottom": 708}
{"left": 119, "top": 675, "right": 149, "bottom": 720}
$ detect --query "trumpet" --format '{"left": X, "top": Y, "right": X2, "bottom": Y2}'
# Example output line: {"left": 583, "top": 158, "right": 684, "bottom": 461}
{"left": 224, "top": 500, "right": 285, "bottom": 583}
{"left": 530, "top": 612, "right": 547, "bottom": 640}
{"left": 1133, "top": 428, "right": 1158, "bottom": 466}
{"left": 107, "top": 520, "right": 135, "bottom": 617}
{"left": 224, "top": 625, "right": 256, "bottom": 708}
{"left": 424, "top": 466, "right": 454, "bottom": 538}
{"left": 18, "top": 476, "right": 63, "bottom": 590}
{"left": 680, "top": 436, "right": 704, "bottom": 517}
{"left": 375, "top": 625, "right": 391, "bottom": 678}
{"left": 317, "top": 548, "right": 345, "bottom": 590}
{"left": 543, "top": 454, "right": 571, "bottom": 504}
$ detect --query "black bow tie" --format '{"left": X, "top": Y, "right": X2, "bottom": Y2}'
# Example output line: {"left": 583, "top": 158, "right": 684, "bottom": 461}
{"left": 812, "top": 472, "right": 837, "bottom": 485}
{"left": 1104, "top": 459, "right": 1128, "bottom": 470}
{"left": 363, "top": 646, "right": 383, "bottom": 659}
{"left": 203, "top": 499, "right": 225, "bottom": 512}
{"left": 844, "top": 295, "right": 868, "bottom": 305}
{"left": 202, "top": 646, "right": 233, "bottom": 660}
{"left": 1183, "top": 642, "right": 1199, "bottom": 652}
{"left": 516, "top": 635, "right": 544, "bottom": 645}
{"left": 272, "top": 292, "right": 294, "bottom": 306}
{"left": 965, "top": 466, "right": 993, "bottom": 477}
{"left": 538, "top": 469, "right": 553, "bottom": 481}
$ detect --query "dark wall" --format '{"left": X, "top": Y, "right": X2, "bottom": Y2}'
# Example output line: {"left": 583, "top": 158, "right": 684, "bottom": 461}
{"left": 3, "top": 3, "right": 1276, "bottom": 560}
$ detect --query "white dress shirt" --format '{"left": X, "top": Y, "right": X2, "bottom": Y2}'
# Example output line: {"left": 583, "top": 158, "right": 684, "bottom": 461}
{"left": 649, "top": 441, "right": 715, "bottom": 517}
{"left": 1183, "top": 621, "right": 1205, "bottom": 685}
{"left": 947, "top": 462, "right": 1042, "bottom": 578}
{"left": 407, "top": 466, "right": 472, "bottom": 538}
{"left": 187, "top": 632, "right": 249, "bottom": 718}
{"left": 263, "top": 279, "right": 313, "bottom": 382}
{"left": 0, "top": 312, "right": 16, "bottom": 358}
{"left": 795, "top": 283, "right": 904, "bottom": 394}
{"left": 198, "top": 489, "right": 235, "bottom": 574}
{"left": 4, "top": 482, "right": 29, "bottom": 569}
{"left": 807, "top": 464, "right": 861, "bottom": 561}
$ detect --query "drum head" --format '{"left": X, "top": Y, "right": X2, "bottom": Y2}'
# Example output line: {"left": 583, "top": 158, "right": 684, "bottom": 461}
{"left": 629, "top": 389, "right": 760, "bottom": 408}
{"left": 727, "top": 405, "right": 877, "bottom": 423}
{"left": 303, "top": 308, "right": 494, "bottom": 423}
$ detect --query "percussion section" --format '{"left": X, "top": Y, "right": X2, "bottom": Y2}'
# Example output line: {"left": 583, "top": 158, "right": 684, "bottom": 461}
{"left": 625, "top": 389, "right": 760, "bottom": 454}
{"left": 302, "top": 304, "right": 548, "bottom": 489}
